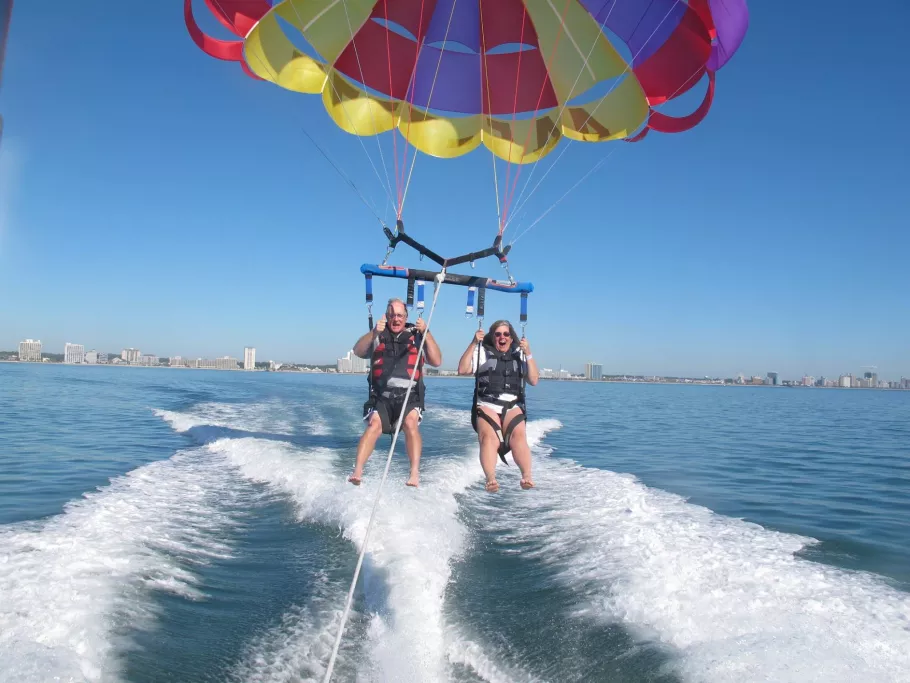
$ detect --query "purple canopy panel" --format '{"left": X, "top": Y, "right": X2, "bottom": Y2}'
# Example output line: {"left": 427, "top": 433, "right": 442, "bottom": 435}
{"left": 408, "top": 46, "right": 482, "bottom": 114}
{"left": 424, "top": 0, "right": 480, "bottom": 52}
{"left": 706, "top": 0, "right": 749, "bottom": 70}
{"left": 576, "top": 0, "right": 686, "bottom": 65}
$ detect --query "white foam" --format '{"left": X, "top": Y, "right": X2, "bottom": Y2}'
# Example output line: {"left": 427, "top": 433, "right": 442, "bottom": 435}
{"left": 230, "top": 572, "right": 357, "bottom": 683}
{"left": 153, "top": 400, "right": 296, "bottom": 436}
{"left": 208, "top": 431, "right": 484, "bottom": 682}
{"left": 473, "top": 436, "right": 910, "bottom": 683}
{"left": 0, "top": 449, "right": 248, "bottom": 682}
{"left": 445, "top": 627, "right": 546, "bottom": 683}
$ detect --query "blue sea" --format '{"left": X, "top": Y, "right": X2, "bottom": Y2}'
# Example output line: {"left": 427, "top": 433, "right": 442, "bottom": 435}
{"left": 1, "top": 363, "right": 909, "bottom": 683}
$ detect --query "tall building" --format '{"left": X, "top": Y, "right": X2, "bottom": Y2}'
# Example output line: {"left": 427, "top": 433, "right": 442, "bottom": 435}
{"left": 64, "top": 343, "right": 86, "bottom": 364}
{"left": 585, "top": 362, "right": 603, "bottom": 380}
{"left": 84, "top": 350, "right": 98, "bottom": 364}
{"left": 195, "top": 356, "right": 239, "bottom": 370}
{"left": 337, "top": 350, "right": 369, "bottom": 374}
{"left": 766, "top": 371, "right": 779, "bottom": 386}
{"left": 18, "top": 339, "right": 41, "bottom": 362}
{"left": 121, "top": 348, "right": 141, "bottom": 363}
{"left": 244, "top": 346, "right": 256, "bottom": 370}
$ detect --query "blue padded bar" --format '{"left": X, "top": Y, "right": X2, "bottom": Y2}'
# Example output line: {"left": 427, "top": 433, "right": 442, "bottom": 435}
{"left": 360, "top": 264, "right": 533, "bottom": 295}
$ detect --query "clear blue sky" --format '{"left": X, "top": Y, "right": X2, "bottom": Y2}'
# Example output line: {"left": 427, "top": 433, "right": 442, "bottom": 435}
{"left": 1, "top": 1, "right": 908, "bottom": 379}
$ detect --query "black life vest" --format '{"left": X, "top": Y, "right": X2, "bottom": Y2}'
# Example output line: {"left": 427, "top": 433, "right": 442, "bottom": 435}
{"left": 475, "top": 343, "right": 524, "bottom": 405}
{"left": 370, "top": 327, "right": 424, "bottom": 400}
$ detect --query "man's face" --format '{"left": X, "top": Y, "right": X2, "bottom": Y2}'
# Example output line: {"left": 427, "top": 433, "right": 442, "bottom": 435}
{"left": 387, "top": 302, "right": 407, "bottom": 333}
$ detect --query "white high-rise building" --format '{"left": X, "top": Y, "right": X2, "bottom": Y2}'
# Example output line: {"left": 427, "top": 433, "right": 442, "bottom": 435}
{"left": 18, "top": 339, "right": 42, "bottom": 362}
{"left": 585, "top": 362, "right": 603, "bottom": 380}
{"left": 64, "top": 343, "right": 86, "bottom": 364}
{"left": 122, "top": 348, "right": 141, "bottom": 363}
{"left": 244, "top": 347, "right": 256, "bottom": 370}
{"left": 337, "top": 350, "right": 369, "bottom": 374}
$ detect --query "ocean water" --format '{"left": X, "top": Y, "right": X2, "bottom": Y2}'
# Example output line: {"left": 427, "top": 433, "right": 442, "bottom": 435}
{"left": 1, "top": 363, "right": 908, "bottom": 683}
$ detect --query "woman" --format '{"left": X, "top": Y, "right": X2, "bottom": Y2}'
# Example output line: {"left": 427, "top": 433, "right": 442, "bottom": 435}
{"left": 457, "top": 320, "right": 539, "bottom": 492}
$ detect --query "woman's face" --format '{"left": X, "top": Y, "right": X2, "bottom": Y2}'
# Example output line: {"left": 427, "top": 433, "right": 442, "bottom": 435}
{"left": 493, "top": 325, "right": 512, "bottom": 352}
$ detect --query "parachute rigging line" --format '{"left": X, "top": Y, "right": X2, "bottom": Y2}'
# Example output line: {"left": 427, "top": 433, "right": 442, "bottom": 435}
{"left": 396, "top": 0, "right": 429, "bottom": 215}
{"left": 478, "top": 3, "right": 502, "bottom": 229}
{"left": 233, "top": 1, "right": 391, "bottom": 226}
{"left": 498, "top": 0, "right": 576, "bottom": 236}
{"left": 503, "top": 0, "right": 685, "bottom": 239}
{"left": 500, "top": 0, "right": 628, "bottom": 235}
{"left": 398, "top": 0, "right": 461, "bottom": 218}
{"left": 509, "top": 57, "right": 710, "bottom": 247}
{"left": 281, "top": 0, "right": 397, "bottom": 217}
{"left": 338, "top": 0, "right": 397, "bottom": 213}
{"left": 322, "top": 271, "right": 447, "bottom": 683}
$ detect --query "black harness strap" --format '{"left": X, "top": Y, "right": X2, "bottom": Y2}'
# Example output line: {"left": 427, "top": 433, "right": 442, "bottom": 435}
{"left": 474, "top": 401, "right": 526, "bottom": 464}
{"left": 471, "top": 344, "right": 527, "bottom": 464}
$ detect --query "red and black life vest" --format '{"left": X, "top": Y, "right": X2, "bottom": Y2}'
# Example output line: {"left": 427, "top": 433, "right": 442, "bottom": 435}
{"left": 370, "top": 327, "right": 424, "bottom": 400}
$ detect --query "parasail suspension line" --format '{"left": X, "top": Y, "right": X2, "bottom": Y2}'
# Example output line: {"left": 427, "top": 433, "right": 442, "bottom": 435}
{"left": 237, "top": 12, "right": 388, "bottom": 226}
{"left": 398, "top": 0, "right": 460, "bottom": 217}
{"left": 323, "top": 270, "right": 447, "bottom": 683}
{"left": 503, "top": 0, "right": 684, "bottom": 236}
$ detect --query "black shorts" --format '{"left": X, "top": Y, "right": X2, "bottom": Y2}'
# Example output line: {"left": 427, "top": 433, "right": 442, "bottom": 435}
{"left": 364, "top": 394, "right": 424, "bottom": 435}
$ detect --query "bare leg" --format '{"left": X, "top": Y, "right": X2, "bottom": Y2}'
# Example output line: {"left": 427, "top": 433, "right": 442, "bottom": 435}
{"left": 477, "top": 406, "right": 502, "bottom": 492}
{"left": 349, "top": 413, "right": 383, "bottom": 485}
{"left": 503, "top": 409, "right": 534, "bottom": 489}
{"left": 402, "top": 408, "right": 422, "bottom": 487}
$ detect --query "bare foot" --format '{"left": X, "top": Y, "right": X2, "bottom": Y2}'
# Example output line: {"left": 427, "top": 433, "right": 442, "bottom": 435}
{"left": 485, "top": 480, "right": 499, "bottom": 493}
{"left": 348, "top": 473, "right": 362, "bottom": 486}
{"left": 520, "top": 478, "right": 535, "bottom": 490}
{"left": 406, "top": 473, "right": 419, "bottom": 487}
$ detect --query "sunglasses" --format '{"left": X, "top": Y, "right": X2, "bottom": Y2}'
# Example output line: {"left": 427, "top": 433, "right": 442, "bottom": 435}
{"left": 494, "top": 331, "right": 511, "bottom": 338}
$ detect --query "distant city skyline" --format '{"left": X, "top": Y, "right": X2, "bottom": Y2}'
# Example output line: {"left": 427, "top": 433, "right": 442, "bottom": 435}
{"left": 4, "top": 335, "right": 907, "bottom": 386}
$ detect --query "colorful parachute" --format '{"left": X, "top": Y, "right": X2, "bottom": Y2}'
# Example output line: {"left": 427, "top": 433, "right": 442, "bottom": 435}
{"left": 185, "top": 0, "right": 748, "bottom": 163}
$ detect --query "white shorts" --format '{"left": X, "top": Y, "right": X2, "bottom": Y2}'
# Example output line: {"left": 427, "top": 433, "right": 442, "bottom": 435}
{"left": 476, "top": 394, "right": 520, "bottom": 414}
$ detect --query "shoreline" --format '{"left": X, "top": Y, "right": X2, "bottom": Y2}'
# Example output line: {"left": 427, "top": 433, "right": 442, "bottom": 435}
{"left": 2, "top": 361, "right": 906, "bottom": 390}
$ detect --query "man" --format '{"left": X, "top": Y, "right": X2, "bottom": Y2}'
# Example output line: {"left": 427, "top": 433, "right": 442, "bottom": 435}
{"left": 348, "top": 297, "right": 442, "bottom": 487}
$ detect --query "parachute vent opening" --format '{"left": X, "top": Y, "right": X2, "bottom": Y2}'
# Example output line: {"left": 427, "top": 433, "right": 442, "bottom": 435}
{"left": 371, "top": 17, "right": 418, "bottom": 43}
{"left": 485, "top": 42, "right": 539, "bottom": 56}
{"left": 425, "top": 40, "right": 474, "bottom": 54}
{"left": 275, "top": 15, "right": 327, "bottom": 63}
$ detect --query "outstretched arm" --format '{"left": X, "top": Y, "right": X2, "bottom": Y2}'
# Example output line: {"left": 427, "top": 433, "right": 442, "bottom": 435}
{"left": 520, "top": 337, "right": 539, "bottom": 386}
{"left": 458, "top": 330, "right": 485, "bottom": 375}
